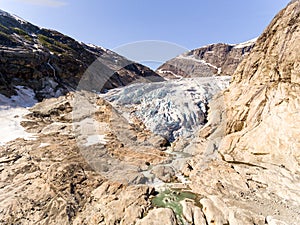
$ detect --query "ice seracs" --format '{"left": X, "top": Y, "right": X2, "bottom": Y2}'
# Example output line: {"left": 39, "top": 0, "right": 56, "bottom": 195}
{"left": 103, "top": 76, "right": 231, "bottom": 141}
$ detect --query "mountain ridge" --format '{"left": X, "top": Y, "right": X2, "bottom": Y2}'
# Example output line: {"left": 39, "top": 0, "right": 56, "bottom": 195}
{"left": 156, "top": 39, "right": 255, "bottom": 79}
{"left": 0, "top": 9, "right": 164, "bottom": 100}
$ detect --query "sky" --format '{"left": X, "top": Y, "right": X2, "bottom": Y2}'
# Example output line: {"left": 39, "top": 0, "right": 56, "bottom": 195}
{"left": 0, "top": 0, "right": 291, "bottom": 62}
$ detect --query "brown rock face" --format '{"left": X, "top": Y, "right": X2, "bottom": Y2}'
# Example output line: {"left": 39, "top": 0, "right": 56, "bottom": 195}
{"left": 186, "top": 1, "right": 300, "bottom": 224}
{"left": 156, "top": 40, "right": 255, "bottom": 79}
{"left": 220, "top": 0, "right": 300, "bottom": 168}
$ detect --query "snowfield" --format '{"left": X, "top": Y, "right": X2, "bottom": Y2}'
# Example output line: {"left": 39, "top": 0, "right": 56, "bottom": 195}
{"left": 0, "top": 86, "right": 37, "bottom": 145}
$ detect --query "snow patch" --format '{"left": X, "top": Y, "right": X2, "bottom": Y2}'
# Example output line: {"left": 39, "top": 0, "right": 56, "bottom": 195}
{"left": 176, "top": 55, "right": 222, "bottom": 73}
{"left": 0, "top": 86, "right": 37, "bottom": 146}
{"left": 0, "top": 9, "right": 27, "bottom": 24}
{"left": 84, "top": 135, "right": 107, "bottom": 146}
{"left": 39, "top": 143, "right": 50, "bottom": 148}
{"left": 84, "top": 43, "right": 107, "bottom": 52}
{"left": 11, "top": 14, "right": 27, "bottom": 24}
{"left": 233, "top": 37, "right": 257, "bottom": 48}
{"left": 157, "top": 69, "right": 183, "bottom": 79}
{"left": 73, "top": 117, "right": 109, "bottom": 147}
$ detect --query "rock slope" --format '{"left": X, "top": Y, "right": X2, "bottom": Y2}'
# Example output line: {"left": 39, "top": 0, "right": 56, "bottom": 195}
{"left": 157, "top": 39, "right": 255, "bottom": 79}
{"left": 0, "top": 9, "right": 163, "bottom": 101}
{"left": 0, "top": 91, "right": 170, "bottom": 224}
{"left": 185, "top": 1, "right": 300, "bottom": 224}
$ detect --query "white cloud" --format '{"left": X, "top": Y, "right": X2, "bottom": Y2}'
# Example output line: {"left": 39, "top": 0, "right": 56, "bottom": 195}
{"left": 15, "top": 0, "right": 67, "bottom": 7}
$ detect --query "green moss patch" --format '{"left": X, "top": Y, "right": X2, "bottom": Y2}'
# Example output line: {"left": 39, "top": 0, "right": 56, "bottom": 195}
{"left": 151, "top": 189, "right": 198, "bottom": 223}
{"left": 37, "top": 34, "right": 71, "bottom": 54}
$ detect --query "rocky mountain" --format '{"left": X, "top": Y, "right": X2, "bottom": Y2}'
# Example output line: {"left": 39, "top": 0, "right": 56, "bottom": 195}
{"left": 0, "top": 1, "right": 299, "bottom": 225}
{"left": 0, "top": 9, "right": 163, "bottom": 101}
{"left": 156, "top": 39, "right": 255, "bottom": 79}
{"left": 183, "top": 1, "right": 300, "bottom": 224}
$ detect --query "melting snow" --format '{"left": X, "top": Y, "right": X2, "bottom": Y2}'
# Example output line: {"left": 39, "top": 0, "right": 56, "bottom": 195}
{"left": 0, "top": 86, "right": 37, "bottom": 146}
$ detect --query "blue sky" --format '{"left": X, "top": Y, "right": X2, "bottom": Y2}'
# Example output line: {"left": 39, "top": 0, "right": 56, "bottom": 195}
{"left": 0, "top": 0, "right": 290, "bottom": 51}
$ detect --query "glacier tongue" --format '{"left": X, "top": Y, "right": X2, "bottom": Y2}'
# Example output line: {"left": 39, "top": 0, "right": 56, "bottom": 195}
{"left": 103, "top": 76, "right": 230, "bottom": 141}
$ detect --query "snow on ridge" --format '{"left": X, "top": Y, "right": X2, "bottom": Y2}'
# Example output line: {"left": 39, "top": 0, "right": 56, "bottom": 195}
{"left": 0, "top": 9, "right": 11, "bottom": 17}
{"left": 85, "top": 43, "right": 107, "bottom": 51}
{"left": 156, "top": 69, "right": 183, "bottom": 79}
{"left": 176, "top": 55, "right": 222, "bottom": 74}
{"left": 233, "top": 37, "right": 257, "bottom": 48}
{"left": 0, "top": 9, "right": 28, "bottom": 24}
{"left": 102, "top": 76, "right": 231, "bottom": 141}
{"left": 11, "top": 14, "right": 27, "bottom": 24}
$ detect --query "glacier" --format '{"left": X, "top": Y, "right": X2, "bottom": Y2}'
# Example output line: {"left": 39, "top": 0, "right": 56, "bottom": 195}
{"left": 102, "top": 76, "right": 231, "bottom": 141}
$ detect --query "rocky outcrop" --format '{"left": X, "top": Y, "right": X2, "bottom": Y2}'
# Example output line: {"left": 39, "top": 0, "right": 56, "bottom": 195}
{"left": 185, "top": 1, "right": 300, "bottom": 224}
{"left": 0, "top": 92, "right": 170, "bottom": 224}
{"left": 0, "top": 10, "right": 163, "bottom": 100}
{"left": 157, "top": 40, "right": 255, "bottom": 79}
{"left": 136, "top": 208, "right": 178, "bottom": 225}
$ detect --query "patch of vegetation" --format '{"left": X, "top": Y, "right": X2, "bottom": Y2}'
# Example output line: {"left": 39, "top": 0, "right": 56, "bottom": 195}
{"left": 13, "top": 27, "right": 27, "bottom": 36}
{"left": 37, "top": 34, "right": 54, "bottom": 47}
{"left": 37, "top": 34, "right": 71, "bottom": 54}
{"left": 0, "top": 30, "right": 10, "bottom": 39}
{"left": 0, "top": 23, "right": 9, "bottom": 31}
{"left": 0, "top": 30, "right": 18, "bottom": 46}
{"left": 151, "top": 189, "right": 198, "bottom": 224}
{"left": 13, "top": 27, "right": 32, "bottom": 42}
{"left": 24, "top": 35, "right": 32, "bottom": 42}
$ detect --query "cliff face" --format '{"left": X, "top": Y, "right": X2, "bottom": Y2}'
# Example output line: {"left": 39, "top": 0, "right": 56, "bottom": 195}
{"left": 156, "top": 40, "right": 255, "bottom": 79}
{"left": 186, "top": 1, "right": 300, "bottom": 224}
{"left": 0, "top": 10, "right": 163, "bottom": 100}
{"left": 218, "top": 0, "right": 300, "bottom": 169}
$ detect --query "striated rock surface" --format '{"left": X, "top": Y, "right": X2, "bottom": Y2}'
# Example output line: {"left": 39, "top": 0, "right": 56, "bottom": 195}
{"left": 156, "top": 39, "right": 255, "bottom": 79}
{"left": 185, "top": 1, "right": 300, "bottom": 224}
